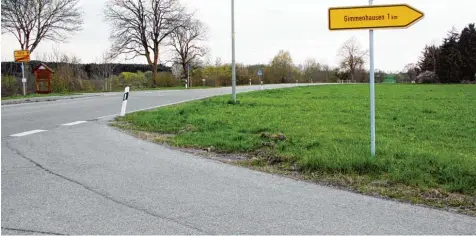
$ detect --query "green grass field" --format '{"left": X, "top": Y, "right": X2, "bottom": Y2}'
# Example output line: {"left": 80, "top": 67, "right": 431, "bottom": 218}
{"left": 117, "top": 84, "right": 476, "bottom": 196}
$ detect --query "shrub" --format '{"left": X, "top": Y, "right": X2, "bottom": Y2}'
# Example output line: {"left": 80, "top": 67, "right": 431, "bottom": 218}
{"left": 109, "top": 71, "right": 178, "bottom": 89}
{"left": 156, "top": 72, "right": 178, "bottom": 87}
{"left": 1, "top": 75, "right": 19, "bottom": 96}
{"left": 417, "top": 71, "right": 439, "bottom": 84}
{"left": 113, "top": 71, "right": 148, "bottom": 89}
{"left": 78, "top": 79, "right": 95, "bottom": 92}
{"left": 144, "top": 71, "right": 154, "bottom": 87}
{"left": 51, "top": 73, "right": 68, "bottom": 93}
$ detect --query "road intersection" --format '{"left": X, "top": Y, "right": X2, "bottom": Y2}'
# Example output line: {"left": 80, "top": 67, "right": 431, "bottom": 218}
{"left": 2, "top": 84, "right": 475, "bottom": 234}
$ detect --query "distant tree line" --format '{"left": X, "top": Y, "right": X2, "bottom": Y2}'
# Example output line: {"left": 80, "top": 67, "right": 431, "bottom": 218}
{"left": 1, "top": 61, "right": 170, "bottom": 78}
{"left": 403, "top": 23, "right": 476, "bottom": 84}
{"left": 184, "top": 50, "right": 343, "bottom": 88}
{"left": 1, "top": 56, "right": 171, "bottom": 96}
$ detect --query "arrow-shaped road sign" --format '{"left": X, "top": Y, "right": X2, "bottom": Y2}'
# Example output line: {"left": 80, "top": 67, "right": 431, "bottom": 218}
{"left": 328, "top": 4, "right": 424, "bottom": 30}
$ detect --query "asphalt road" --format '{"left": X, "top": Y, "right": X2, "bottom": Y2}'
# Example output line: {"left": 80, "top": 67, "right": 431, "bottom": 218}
{"left": 1, "top": 84, "right": 309, "bottom": 138}
{"left": 2, "top": 84, "right": 475, "bottom": 235}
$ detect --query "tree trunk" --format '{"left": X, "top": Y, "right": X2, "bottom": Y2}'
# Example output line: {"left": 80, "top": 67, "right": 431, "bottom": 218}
{"left": 152, "top": 63, "right": 158, "bottom": 86}
{"left": 182, "top": 63, "right": 188, "bottom": 83}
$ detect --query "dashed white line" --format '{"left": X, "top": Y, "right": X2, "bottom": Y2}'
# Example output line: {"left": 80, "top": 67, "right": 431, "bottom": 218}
{"left": 61, "top": 121, "right": 87, "bottom": 126}
{"left": 10, "top": 129, "right": 47, "bottom": 137}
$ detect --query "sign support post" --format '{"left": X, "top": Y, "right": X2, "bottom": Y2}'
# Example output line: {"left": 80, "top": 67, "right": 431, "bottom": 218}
{"left": 369, "top": 0, "right": 376, "bottom": 158}
{"left": 21, "top": 63, "right": 26, "bottom": 96}
{"left": 231, "top": 0, "right": 237, "bottom": 103}
{"left": 257, "top": 68, "right": 263, "bottom": 87}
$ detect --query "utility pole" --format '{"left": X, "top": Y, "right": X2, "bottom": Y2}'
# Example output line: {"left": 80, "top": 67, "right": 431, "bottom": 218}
{"left": 231, "top": 0, "right": 237, "bottom": 102}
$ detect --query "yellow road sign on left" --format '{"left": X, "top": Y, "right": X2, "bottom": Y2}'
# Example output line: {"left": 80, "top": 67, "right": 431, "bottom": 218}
{"left": 14, "top": 50, "right": 31, "bottom": 62}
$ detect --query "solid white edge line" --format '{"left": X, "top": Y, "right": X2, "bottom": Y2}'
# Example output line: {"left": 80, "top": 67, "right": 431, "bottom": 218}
{"left": 10, "top": 129, "right": 47, "bottom": 137}
{"left": 96, "top": 97, "right": 208, "bottom": 120}
{"left": 61, "top": 121, "right": 87, "bottom": 126}
{"left": 96, "top": 83, "right": 333, "bottom": 121}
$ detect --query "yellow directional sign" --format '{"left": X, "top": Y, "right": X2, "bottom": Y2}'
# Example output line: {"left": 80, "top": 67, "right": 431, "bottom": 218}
{"left": 14, "top": 50, "right": 31, "bottom": 62}
{"left": 328, "top": 4, "right": 424, "bottom": 30}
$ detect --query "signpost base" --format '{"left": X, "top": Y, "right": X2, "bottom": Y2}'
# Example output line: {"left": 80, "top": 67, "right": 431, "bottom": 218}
{"left": 22, "top": 79, "right": 26, "bottom": 96}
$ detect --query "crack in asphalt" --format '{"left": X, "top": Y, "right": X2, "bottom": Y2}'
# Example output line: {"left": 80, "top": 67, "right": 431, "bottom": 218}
{"left": 1, "top": 227, "right": 65, "bottom": 235}
{"left": 4, "top": 142, "right": 210, "bottom": 235}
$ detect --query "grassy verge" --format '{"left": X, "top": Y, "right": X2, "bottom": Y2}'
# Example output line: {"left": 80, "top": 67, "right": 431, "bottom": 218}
{"left": 1, "top": 92, "right": 81, "bottom": 100}
{"left": 113, "top": 84, "right": 476, "bottom": 215}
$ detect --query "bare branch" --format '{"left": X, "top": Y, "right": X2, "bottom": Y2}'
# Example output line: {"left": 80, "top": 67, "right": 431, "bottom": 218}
{"left": 1, "top": 0, "right": 83, "bottom": 53}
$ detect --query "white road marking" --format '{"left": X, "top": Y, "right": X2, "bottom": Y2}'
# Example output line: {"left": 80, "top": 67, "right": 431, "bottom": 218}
{"left": 10, "top": 129, "right": 47, "bottom": 137}
{"left": 61, "top": 121, "right": 87, "bottom": 126}
{"left": 95, "top": 84, "right": 332, "bottom": 120}
{"left": 97, "top": 114, "right": 119, "bottom": 120}
{"left": 96, "top": 97, "right": 209, "bottom": 120}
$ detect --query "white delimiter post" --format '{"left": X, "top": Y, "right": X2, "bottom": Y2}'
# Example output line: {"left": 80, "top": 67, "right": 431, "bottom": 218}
{"left": 120, "top": 86, "right": 130, "bottom": 117}
{"left": 369, "top": 0, "right": 376, "bottom": 158}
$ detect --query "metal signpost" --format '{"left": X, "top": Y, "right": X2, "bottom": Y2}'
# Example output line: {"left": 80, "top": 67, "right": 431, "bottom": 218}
{"left": 21, "top": 63, "right": 26, "bottom": 96}
{"left": 257, "top": 68, "right": 262, "bottom": 83}
{"left": 14, "top": 50, "right": 31, "bottom": 96}
{"left": 328, "top": 2, "right": 424, "bottom": 157}
{"left": 231, "top": 0, "right": 237, "bottom": 103}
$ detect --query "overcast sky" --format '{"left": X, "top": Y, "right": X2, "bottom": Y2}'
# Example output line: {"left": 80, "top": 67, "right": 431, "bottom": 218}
{"left": 1, "top": 0, "right": 475, "bottom": 72}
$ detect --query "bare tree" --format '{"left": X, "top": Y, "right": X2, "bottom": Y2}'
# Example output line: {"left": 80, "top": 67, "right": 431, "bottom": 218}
{"left": 338, "top": 37, "right": 368, "bottom": 81}
{"left": 302, "top": 58, "right": 321, "bottom": 82}
{"left": 1, "top": 0, "right": 83, "bottom": 53}
{"left": 91, "top": 52, "right": 117, "bottom": 91}
{"left": 104, "top": 0, "right": 187, "bottom": 85}
{"left": 403, "top": 63, "right": 419, "bottom": 83}
{"left": 171, "top": 63, "right": 184, "bottom": 80}
{"left": 168, "top": 18, "right": 208, "bottom": 80}
{"left": 214, "top": 57, "right": 222, "bottom": 67}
